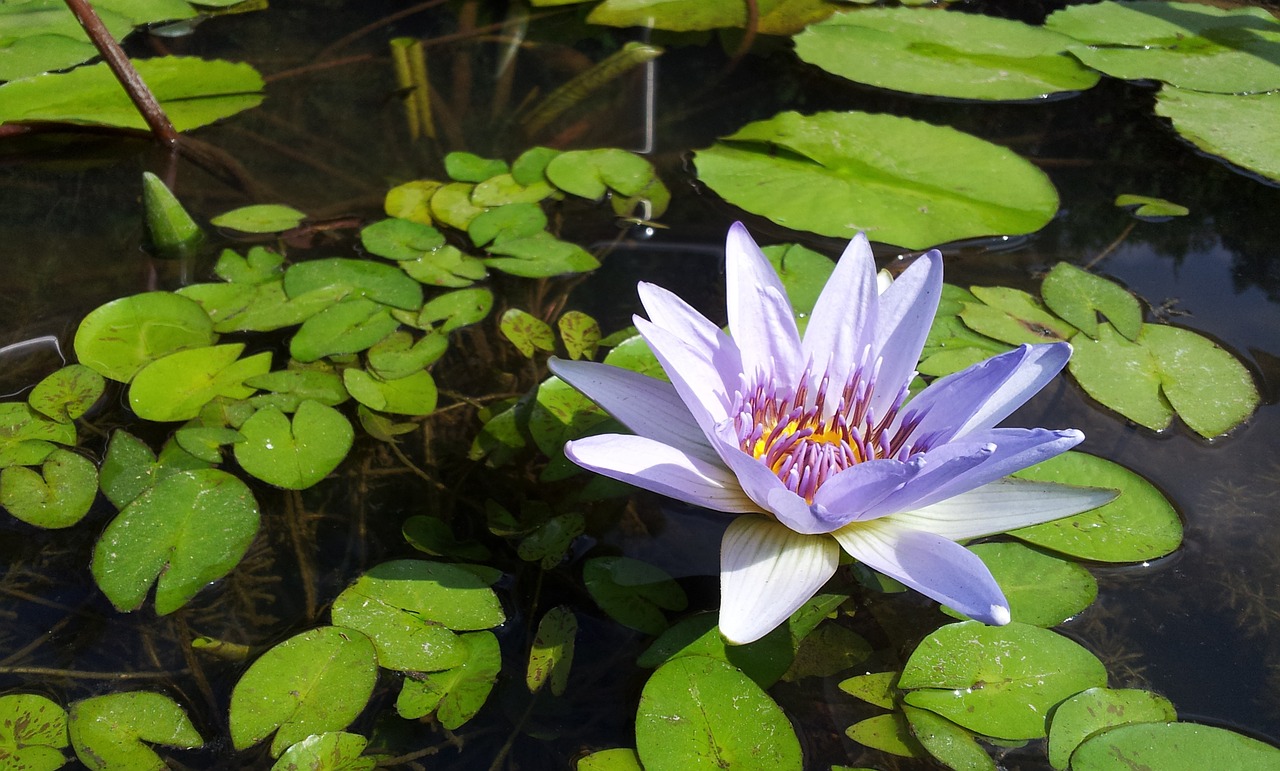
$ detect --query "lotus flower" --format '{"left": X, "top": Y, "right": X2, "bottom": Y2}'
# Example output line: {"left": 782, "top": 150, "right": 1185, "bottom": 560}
{"left": 550, "top": 224, "right": 1112, "bottom": 644}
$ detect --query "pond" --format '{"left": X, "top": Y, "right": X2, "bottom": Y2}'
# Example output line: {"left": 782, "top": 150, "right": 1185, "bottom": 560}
{"left": 1, "top": 1, "right": 1279, "bottom": 769}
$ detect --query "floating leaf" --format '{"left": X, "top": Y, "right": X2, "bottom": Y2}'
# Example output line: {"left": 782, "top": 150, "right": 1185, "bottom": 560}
{"left": 68, "top": 692, "right": 202, "bottom": 771}
{"left": 91, "top": 468, "right": 259, "bottom": 614}
{"left": 695, "top": 111, "right": 1058, "bottom": 250}
{"left": 0, "top": 57, "right": 264, "bottom": 132}
{"left": 516, "top": 512, "right": 584, "bottom": 568}
{"left": 212, "top": 204, "right": 306, "bottom": 234}
{"left": 128, "top": 344, "right": 271, "bottom": 422}
{"left": 343, "top": 368, "right": 438, "bottom": 416}
{"left": 761, "top": 243, "right": 835, "bottom": 322}
{"left": 528, "top": 377, "right": 610, "bottom": 479}
{"left": 366, "top": 330, "right": 448, "bottom": 380}
{"left": 417, "top": 288, "right": 494, "bottom": 332}
{"left": 98, "top": 430, "right": 210, "bottom": 509}
{"left": 636, "top": 656, "right": 803, "bottom": 771}
{"left": 838, "top": 672, "right": 898, "bottom": 710}
{"left": 174, "top": 426, "right": 242, "bottom": 463}
{"left": 289, "top": 299, "right": 401, "bottom": 363}
{"left": 638, "top": 612, "right": 795, "bottom": 689}
{"left": 500, "top": 309, "right": 556, "bottom": 358}
{"left": 846, "top": 712, "right": 927, "bottom": 758}
{"left": 782, "top": 623, "right": 871, "bottom": 681}
{"left": 903, "top": 705, "right": 996, "bottom": 771}
{"left": 1047, "top": 687, "right": 1176, "bottom": 770}
{"left": 1155, "top": 88, "right": 1280, "bottom": 185}
{"left": 1114, "top": 194, "right": 1190, "bottom": 220}
{"left": 271, "top": 732, "right": 374, "bottom": 771}
{"left": 430, "top": 182, "right": 485, "bottom": 230}
{"left": 444, "top": 152, "right": 509, "bottom": 183}
{"left": 1072, "top": 722, "right": 1280, "bottom": 770}
{"left": 794, "top": 8, "right": 1099, "bottom": 100}
{"left": 215, "top": 246, "right": 285, "bottom": 284}
{"left": 0, "top": 693, "right": 68, "bottom": 770}
{"left": 527, "top": 606, "right": 577, "bottom": 696}
{"left": 943, "top": 542, "right": 1096, "bottom": 627}
{"left": 468, "top": 202, "right": 547, "bottom": 247}
{"left": 244, "top": 370, "right": 348, "bottom": 408}
{"left": 1068, "top": 322, "right": 1170, "bottom": 430}
{"left": 74, "top": 292, "right": 216, "bottom": 383}
{"left": 511, "top": 146, "right": 561, "bottom": 185}
{"left": 179, "top": 280, "right": 342, "bottom": 334}
{"left": 900, "top": 621, "right": 1106, "bottom": 740}
{"left": 359, "top": 218, "right": 445, "bottom": 261}
{"left": 234, "top": 401, "right": 353, "bottom": 489}
{"left": 586, "top": 0, "right": 836, "bottom": 35}
{"left": 483, "top": 232, "right": 600, "bottom": 278}
{"left": 396, "top": 631, "right": 501, "bottom": 729}
{"left": 1041, "top": 262, "right": 1143, "bottom": 341}
{"left": 285, "top": 258, "right": 423, "bottom": 311}
{"left": 545, "top": 149, "right": 656, "bottom": 201}
{"left": 558, "top": 310, "right": 602, "bottom": 361}
{"left": 471, "top": 173, "right": 555, "bottom": 206}
{"left": 402, "top": 515, "right": 491, "bottom": 561}
{"left": 0, "top": 448, "right": 98, "bottom": 529}
{"left": 398, "top": 244, "right": 487, "bottom": 288}
{"left": 229, "top": 626, "right": 377, "bottom": 757}
{"left": 960, "top": 286, "right": 1076, "bottom": 345}
{"left": 384, "top": 180, "right": 444, "bottom": 224}
{"left": 584, "top": 556, "right": 687, "bottom": 635}
{"left": 578, "top": 748, "right": 644, "bottom": 771}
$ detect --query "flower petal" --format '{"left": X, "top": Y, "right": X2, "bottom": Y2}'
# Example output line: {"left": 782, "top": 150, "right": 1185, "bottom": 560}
{"left": 888, "top": 478, "right": 1117, "bottom": 541}
{"left": 564, "top": 434, "right": 760, "bottom": 513}
{"left": 905, "top": 427, "right": 1084, "bottom": 510}
{"left": 547, "top": 358, "right": 721, "bottom": 465}
{"left": 635, "top": 316, "right": 735, "bottom": 435}
{"left": 706, "top": 423, "right": 821, "bottom": 532}
{"left": 801, "top": 233, "right": 877, "bottom": 379}
{"left": 833, "top": 519, "right": 1010, "bottom": 625}
{"left": 638, "top": 281, "right": 743, "bottom": 383}
{"left": 808, "top": 457, "right": 919, "bottom": 530}
{"left": 725, "top": 223, "right": 802, "bottom": 384}
{"left": 901, "top": 343, "right": 1072, "bottom": 443}
{"left": 869, "top": 249, "right": 943, "bottom": 414}
{"left": 719, "top": 515, "right": 839, "bottom": 644}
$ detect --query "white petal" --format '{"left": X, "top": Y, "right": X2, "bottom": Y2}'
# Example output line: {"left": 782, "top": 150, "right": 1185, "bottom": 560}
{"left": 719, "top": 515, "right": 839, "bottom": 644}
{"left": 725, "top": 223, "right": 803, "bottom": 384}
{"left": 635, "top": 316, "right": 734, "bottom": 434}
{"left": 547, "top": 358, "right": 720, "bottom": 465}
{"left": 887, "top": 478, "right": 1117, "bottom": 541}
{"left": 638, "top": 282, "right": 742, "bottom": 382}
{"left": 565, "top": 434, "right": 761, "bottom": 513}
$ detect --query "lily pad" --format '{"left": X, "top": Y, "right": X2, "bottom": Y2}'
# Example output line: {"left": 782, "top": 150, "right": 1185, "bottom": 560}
{"left": 527, "top": 606, "right": 577, "bottom": 696}
{"left": 1072, "top": 722, "right": 1280, "bottom": 770}
{"left": 128, "top": 344, "right": 271, "bottom": 422}
{"left": 396, "top": 631, "right": 501, "bottom": 729}
{"left": 91, "top": 468, "right": 259, "bottom": 614}
{"left": 68, "top": 692, "right": 202, "bottom": 771}
{"left": 794, "top": 8, "right": 1099, "bottom": 100}
{"left": 284, "top": 258, "right": 423, "bottom": 311}
{"left": 229, "top": 626, "right": 378, "bottom": 757}
{"left": 483, "top": 232, "right": 600, "bottom": 278}
{"left": 471, "top": 174, "right": 555, "bottom": 206}
{"left": 1155, "top": 88, "right": 1280, "bottom": 185}
{"left": 215, "top": 246, "right": 285, "bottom": 284}
{"left": 398, "top": 244, "right": 488, "bottom": 288}
{"left": 586, "top": 0, "right": 837, "bottom": 35}
{"left": 74, "top": 292, "right": 216, "bottom": 383}
{"left": 944, "top": 542, "right": 1097, "bottom": 627}
{"left": 1047, "top": 687, "right": 1176, "bottom": 770}
{"left": 960, "top": 286, "right": 1076, "bottom": 345}
{"left": 359, "top": 217, "right": 445, "bottom": 261}
{"left": 558, "top": 310, "right": 601, "bottom": 360}
{"left": 444, "top": 152, "right": 509, "bottom": 183}
{"left": 636, "top": 656, "right": 803, "bottom": 771}
{"left": 1041, "top": 262, "right": 1143, "bottom": 341}
{"left": 578, "top": 748, "right": 644, "bottom": 771}
{"left": 500, "top": 309, "right": 555, "bottom": 358}
{"left": 272, "top": 732, "right": 374, "bottom": 771}
{"left": 366, "top": 330, "right": 448, "bottom": 380}
{"left": 234, "top": 401, "right": 353, "bottom": 489}
{"left": 468, "top": 202, "right": 547, "bottom": 247}
{"left": 385, "top": 180, "right": 444, "bottom": 224}
{"left": 838, "top": 672, "right": 898, "bottom": 710}
{"left": 901, "top": 622, "right": 1106, "bottom": 740}
{"left": 846, "top": 712, "right": 927, "bottom": 758}
{"left": 212, "top": 204, "right": 306, "bottom": 234}
{"left": 342, "top": 368, "right": 438, "bottom": 416}
{"left": 0, "top": 693, "right": 68, "bottom": 770}
{"left": 289, "top": 298, "right": 401, "bottom": 363}
{"left": 430, "top": 182, "right": 485, "bottom": 230}
{"left": 1114, "top": 194, "right": 1190, "bottom": 220}
{"left": 903, "top": 705, "right": 996, "bottom": 771}
{"left": 417, "top": 288, "right": 494, "bottom": 332}
{"left": 243, "top": 369, "right": 348, "bottom": 408}
{"left": 98, "top": 430, "right": 211, "bottom": 509}
{"left": 695, "top": 111, "right": 1058, "bottom": 250}
{"left": 583, "top": 556, "right": 687, "bottom": 635}
{"left": 0, "top": 448, "right": 98, "bottom": 529}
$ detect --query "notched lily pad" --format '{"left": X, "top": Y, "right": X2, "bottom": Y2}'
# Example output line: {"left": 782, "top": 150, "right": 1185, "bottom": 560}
{"left": 29, "top": 364, "right": 105, "bottom": 423}
{"left": 128, "top": 344, "right": 271, "bottom": 422}
{"left": 1041, "top": 263, "right": 1142, "bottom": 341}
{"left": 500, "top": 309, "right": 555, "bottom": 358}
{"left": 0, "top": 692, "right": 68, "bottom": 770}
{"left": 234, "top": 400, "right": 353, "bottom": 489}
{"left": 68, "top": 691, "right": 202, "bottom": 771}
{"left": 272, "top": 732, "right": 374, "bottom": 771}
{"left": 396, "top": 631, "right": 501, "bottom": 729}
{"left": 0, "top": 448, "right": 98, "bottom": 529}
{"left": 1047, "top": 687, "right": 1176, "bottom": 769}
{"left": 74, "top": 292, "right": 216, "bottom": 383}
{"left": 583, "top": 556, "right": 687, "bottom": 635}
{"left": 212, "top": 204, "right": 306, "bottom": 234}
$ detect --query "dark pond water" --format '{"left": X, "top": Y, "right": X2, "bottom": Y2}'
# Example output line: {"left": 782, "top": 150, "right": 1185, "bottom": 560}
{"left": 2, "top": 1, "right": 1280, "bottom": 768}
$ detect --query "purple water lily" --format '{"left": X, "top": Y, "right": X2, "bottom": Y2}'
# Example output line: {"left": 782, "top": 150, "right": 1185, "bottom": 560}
{"left": 550, "top": 223, "right": 1112, "bottom": 644}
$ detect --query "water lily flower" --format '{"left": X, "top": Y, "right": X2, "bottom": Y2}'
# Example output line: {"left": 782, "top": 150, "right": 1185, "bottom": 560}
{"left": 550, "top": 223, "right": 1112, "bottom": 644}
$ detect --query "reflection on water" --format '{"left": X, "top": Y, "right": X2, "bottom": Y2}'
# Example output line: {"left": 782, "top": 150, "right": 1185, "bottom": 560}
{"left": 1, "top": 1, "right": 1279, "bottom": 767}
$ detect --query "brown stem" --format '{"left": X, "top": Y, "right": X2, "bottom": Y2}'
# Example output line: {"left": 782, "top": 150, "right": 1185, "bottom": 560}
{"left": 62, "top": 0, "right": 180, "bottom": 146}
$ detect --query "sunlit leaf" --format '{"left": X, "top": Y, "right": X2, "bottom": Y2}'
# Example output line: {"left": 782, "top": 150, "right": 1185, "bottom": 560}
{"left": 74, "top": 292, "right": 216, "bottom": 383}
{"left": 527, "top": 606, "right": 577, "bottom": 696}
{"left": 366, "top": 330, "right": 448, "bottom": 380}
{"left": 444, "top": 151, "right": 509, "bottom": 183}
{"left": 212, "top": 204, "right": 305, "bottom": 234}
{"left": 558, "top": 310, "right": 602, "bottom": 360}
{"left": 343, "top": 368, "right": 438, "bottom": 416}
{"left": 430, "top": 182, "right": 485, "bottom": 230}
{"left": 98, "top": 430, "right": 211, "bottom": 509}
{"left": 1155, "top": 88, "right": 1280, "bottom": 185}
{"left": 1041, "top": 262, "right": 1142, "bottom": 341}
{"left": 244, "top": 369, "right": 348, "bottom": 408}
{"left": 903, "top": 705, "right": 996, "bottom": 771}
{"left": 398, "top": 244, "right": 488, "bottom": 288}
{"left": 500, "top": 308, "right": 556, "bottom": 358}
{"left": 384, "top": 180, "right": 444, "bottom": 225}
{"left": 511, "top": 146, "right": 561, "bottom": 185}
{"left": 468, "top": 202, "right": 547, "bottom": 247}
{"left": 1047, "top": 687, "right": 1176, "bottom": 770}
{"left": 584, "top": 556, "right": 687, "bottom": 635}
{"left": 960, "top": 286, "right": 1076, "bottom": 345}
{"left": 1072, "top": 722, "right": 1280, "bottom": 770}
{"left": 1114, "top": 194, "right": 1190, "bottom": 221}
{"left": 0, "top": 448, "right": 98, "bottom": 529}
{"left": 483, "top": 232, "right": 600, "bottom": 278}
{"left": 128, "top": 344, "right": 271, "bottom": 422}
{"left": 271, "top": 732, "right": 374, "bottom": 771}
{"left": 68, "top": 692, "right": 202, "bottom": 771}
{"left": 359, "top": 218, "right": 445, "bottom": 261}
{"left": 396, "top": 631, "right": 500, "bottom": 729}
{"left": 234, "top": 401, "right": 353, "bottom": 489}
{"left": 577, "top": 748, "right": 644, "bottom": 771}
{"left": 846, "top": 712, "right": 928, "bottom": 758}
{"left": 289, "top": 298, "right": 400, "bottom": 362}
{"left": 0, "top": 692, "right": 68, "bottom": 770}
{"left": 417, "top": 288, "right": 494, "bottom": 332}
{"left": 215, "top": 246, "right": 285, "bottom": 284}
{"left": 284, "top": 258, "right": 423, "bottom": 311}
{"left": 838, "top": 672, "right": 898, "bottom": 710}
{"left": 586, "top": 0, "right": 837, "bottom": 35}
{"left": 471, "top": 173, "right": 555, "bottom": 206}
{"left": 943, "top": 543, "right": 1096, "bottom": 627}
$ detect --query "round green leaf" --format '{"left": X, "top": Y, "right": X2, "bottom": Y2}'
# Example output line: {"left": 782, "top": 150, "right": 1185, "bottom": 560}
{"left": 1072, "top": 722, "right": 1280, "bottom": 771}
{"left": 1155, "top": 88, "right": 1280, "bottom": 184}
{"left": 1047, "top": 687, "right": 1176, "bottom": 770}
{"left": 960, "top": 286, "right": 1076, "bottom": 345}
{"left": 578, "top": 748, "right": 644, "bottom": 771}
{"left": 229, "top": 626, "right": 377, "bottom": 757}
{"left": 234, "top": 401, "right": 353, "bottom": 489}
{"left": 395, "top": 631, "right": 501, "bottom": 729}
{"left": 900, "top": 621, "right": 1106, "bottom": 740}
{"left": 483, "top": 233, "right": 600, "bottom": 278}
{"left": 342, "top": 368, "right": 438, "bottom": 416}
{"left": 0, "top": 448, "right": 98, "bottom": 529}
{"left": 359, "top": 218, "right": 445, "bottom": 261}
{"left": 1141, "top": 323, "right": 1259, "bottom": 437}
{"left": 545, "top": 149, "right": 656, "bottom": 200}
{"left": 903, "top": 704, "right": 996, "bottom": 771}
{"left": 366, "top": 330, "right": 447, "bottom": 381}
{"left": 398, "top": 244, "right": 487, "bottom": 288}
{"left": 1011, "top": 452, "right": 1181, "bottom": 563}
{"left": 74, "top": 292, "right": 216, "bottom": 383}
{"left": 500, "top": 308, "right": 555, "bottom": 358}
{"left": 29, "top": 364, "right": 105, "bottom": 423}
{"left": 943, "top": 542, "right": 1097, "bottom": 627}
{"left": 418, "top": 288, "right": 493, "bottom": 332}
{"left": 444, "top": 151, "right": 509, "bottom": 183}
{"left": 289, "top": 298, "right": 401, "bottom": 363}
{"left": 471, "top": 173, "right": 555, "bottom": 206}
{"left": 1068, "top": 321, "right": 1172, "bottom": 431}
{"left": 244, "top": 370, "right": 348, "bottom": 408}
{"left": 284, "top": 258, "right": 423, "bottom": 311}
{"left": 1041, "top": 262, "right": 1143, "bottom": 341}
{"left": 384, "top": 180, "right": 444, "bottom": 224}
{"left": 91, "top": 468, "right": 259, "bottom": 614}
{"left": 467, "top": 202, "right": 547, "bottom": 247}
{"left": 128, "top": 344, "right": 271, "bottom": 422}
{"left": 69, "top": 692, "right": 201, "bottom": 771}
{"left": 429, "top": 182, "right": 485, "bottom": 230}
{"left": 795, "top": 8, "right": 1098, "bottom": 100}
{"left": 215, "top": 246, "right": 285, "bottom": 284}
{"left": 0, "top": 693, "right": 68, "bottom": 770}
{"left": 695, "top": 111, "right": 1058, "bottom": 250}
{"left": 558, "top": 310, "right": 601, "bottom": 361}
{"left": 584, "top": 556, "right": 687, "bottom": 635}
{"left": 272, "top": 732, "right": 374, "bottom": 771}
{"left": 212, "top": 204, "right": 306, "bottom": 234}
{"left": 636, "top": 656, "right": 802, "bottom": 771}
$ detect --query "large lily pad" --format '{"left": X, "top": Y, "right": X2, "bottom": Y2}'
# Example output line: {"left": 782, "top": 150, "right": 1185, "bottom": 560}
{"left": 128, "top": 344, "right": 271, "bottom": 422}
{"left": 795, "top": 8, "right": 1098, "bottom": 101}
{"left": 695, "top": 111, "right": 1058, "bottom": 249}
{"left": 1072, "top": 722, "right": 1280, "bottom": 770}
{"left": 74, "top": 292, "right": 216, "bottom": 383}
{"left": 1155, "top": 87, "right": 1280, "bottom": 184}
{"left": 68, "top": 692, "right": 202, "bottom": 771}
{"left": 1047, "top": 687, "right": 1176, "bottom": 769}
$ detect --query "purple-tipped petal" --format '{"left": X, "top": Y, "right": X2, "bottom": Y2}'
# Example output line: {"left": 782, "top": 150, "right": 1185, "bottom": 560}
{"left": 708, "top": 421, "right": 833, "bottom": 535}
{"left": 869, "top": 249, "right": 943, "bottom": 413}
{"left": 725, "top": 223, "right": 802, "bottom": 384}
{"left": 832, "top": 520, "right": 1010, "bottom": 625}
{"left": 638, "top": 282, "right": 743, "bottom": 383}
{"left": 564, "top": 434, "right": 760, "bottom": 513}
{"left": 548, "top": 358, "right": 720, "bottom": 465}
{"left": 719, "top": 515, "right": 839, "bottom": 644}
{"left": 635, "top": 316, "right": 736, "bottom": 436}
{"left": 901, "top": 343, "right": 1072, "bottom": 443}
{"left": 801, "top": 233, "right": 877, "bottom": 379}
{"left": 807, "top": 458, "right": 918, "bottom": 530}
{"left": 889, "top": 478, "right": 1117, "bottom": 541}
{"left": 858, "top": 440, "right": 997, "bottom": 521}
{"left": 905, "top": 427, "right": 1084, "bottom": 510}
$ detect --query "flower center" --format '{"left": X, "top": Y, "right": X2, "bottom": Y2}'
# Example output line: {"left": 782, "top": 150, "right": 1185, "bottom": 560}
{"left": 732, "top": 354, "right": 923, "bottom": 504}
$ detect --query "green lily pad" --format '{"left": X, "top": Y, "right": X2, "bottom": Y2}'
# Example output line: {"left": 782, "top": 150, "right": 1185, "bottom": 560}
{"left": 173, "top": 426, "right": 242, "bottom": 463}
{"left": 578, "top": 748, "right": 643, "bottom": 771}
{"left": 558, "top": 310, "right": 601, "bottom": 360}
{"left": 471, "top": 174, "right": 555, "bottom": 206}
{"left": 342, "top": 368, "right": 438, "bottom": 416}
{"left": 1114, "top": 194, "right": 1190, "bottom": 220}
{"left": 483, "top": 232, "right": 600, "bottom": 278}
{"left": 384, "top": 180, "right": 444, "bottom": 224}
{"left": 359, "top": 218, "right": 445, "bottom": 261}
{"left": 398, "top": 244, "right": 488, "bottom": 288}
{"left": 74, "top": 292, "right": 216, "bottom": 383}
{"left": 1072, "top": 722, "right": 1280, "bottom": 770}
{"left": 960, "top": 286, "right": 1076, "bottom": 345}
{"left": 68, "top": 692, "right": 202, "bottom": 771}
{"left": 366, "top": 330, "right": 447, "bottom": 380}
{"left": 91, "top": 468, "right": 259, "bottom": 614}
{"left": 128, "top": 344, "right": 271, "bottom": 422}
{"left": 838, "top": 672, "right": 898, "bottom": 710}
{"left": 921, "top": 284, "right": 1015, "bottom": 377}
{"left": 1047, "top": 687, "right": 1176, "bottom": 770}
{"left": 1041, "top": 262, "right": 1143, "bottom": 341}
{"left": 402, "top": 515, "right": 491, "bottom": 561}
{"left": 0, "top": 692, "right": 68, "bottom": 770}
{"left": 901, "top": 621, "right": 1106, "bottom": 740}
{"left": 185, "top": 280, "right": 345, "bottom": 334}
{"left": 846, "top": 712, "right": 927, "bottom": 758}
{"left": 636, "top": 656, "right": 803, "bottom": 771}
{"left": 1011, "top": 451, "right": 1181, "bottom": 562}
{"left": 1155, "top": 88, "right": 1280, "bottom": 185}
{"left": 584, "top": 556, "right": 687, "bottom": 635}
{"left": 430, "top": 182, "right": 485, "bottom": 231}
{"left": 212, "top": 204, "right": 306, "bottom": 234}
{"left": 229, "top": 626, "right": 377, "bottom": 757}
{"left": 500, "top": 308, "right": 555, "bottom": 358}
{"left": 396, "top": 631, "right": 501, "bottom": 729}
{"left": 98, "top": 430, "right": 211, "bottom": 509}
{"left": 444, "top": 151, "right": 509, "bottom": 183}
{"left": 289, "top": 298, "right": 401, "bottom": 363}
{"left": 0, "top": 56, "right": 264, "bottom": 131}
{"left": 903, "top": 705, "right": 996, "bottom": 771}
{"left": 695, "top": 111, "right": 1058, "bottom": 250}
{"left": 545, "top": 148, "right": 655, "bottom": 200}
{"left": 943, "top": 542, "right": 1097, "bottom": 627}
{"left": 528, "top": 377, "right": 610, "bottom": 480}
{"left": 511, "top": 146, "right": 561, "bottom": 185}
{"left": 244, "top": 369, "right": 348, "bottom": 408}
{"left": 215, "top": 246, "right": 285, "bottom": 284}
{"left": 272, "top": 732, "right": 374, "bottom": 771}
{"left": 782, "top": 622, "right": 871, "bottom": 681}
{"left": 1046, "top": 1, "right": 1280, "bottom": 94}
{"left": 586, "top": 0, "right": 837, "bottom": 35}
{"left": 794, "top": 8, "right": 1099, "bottom": 100}
{"left": 234, "top": 400, "right": 353, "bottom": 489}
{"left": 527, "top": 606, "right": 577, "bottom": 696}
{"left": 516, "top": 512, "right": 584, "bottom": 568}
{"left": 0, "top": 448, "right": 98, "bottom": 529}
{"left": 284, "top": 258, "right": 423, "bottom": 311}
{"left": 417, "top": 288, "right": 494, "bottom": 332}
{"left": 468, "top": 202, "right": 547, "bottom": 247}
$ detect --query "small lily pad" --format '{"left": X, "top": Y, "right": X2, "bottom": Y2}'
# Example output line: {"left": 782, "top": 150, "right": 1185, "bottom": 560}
{"left": 0, "top": 448, "right": 98, "bottom": 529}
{"left": 468, "top": 202, "right": 547, "bottom": 247}
{"left": 74, "top": 292, "right": 216, "bottom": 383}
{"left": 1047, "top": 687, "right": 1176, "bottom": 770}
{"left": 483, "top": 232, "right": 599, "bottom": 278}
{"left": 500, "top": 309, "right": 555, "bottom": 358}
{"left": 417, "top": 288, "right": 494, "bottom": 332}
{"left": 545, "top": 148, "right": 658, "bottom": 201}
{"left": 398, "top": 245, "right": 487, "bottom": 288}
{"left": 365, "top": 330, "right": 448, "bottom": 380}
{"left": 342, "top": 368, "right": 438, "bottom": 416}
{"left": 527, "top": 606, "right": 577, "bottom": 696}
{"left": 444, "top": 152, "right": 509, "bottom": 183}
{"left": 212, "top": 204, "right": 306, "bottom": 234}
{"left": 289, "top": 299, "right": 401, "bottom": 363}
{"left": 284, "top": 258, "right": 423, "bottom": 311}
{"left": 960, "top": 286, "right": 1076, "bottom": 345}
{"left": 430, "top": 183, "right": 485, "bottom": 230}
{"left": 128, "top": 344, "right": 271, "bottom": 422}
{"left": 396, "top": 631, "right": 501, "bottom": 729}
{"left": 583, "top": 556, "right": 687, "bottom": 635}
{"left": 215, "top": 246, "right": 285, "bottom": 284}
{"left": 838, "top": 672, "right": 898, "bottom": 710}
{"left": 384, "top": 180, "right": 444, "bottom": 224}
{"left": 846, "top": 712, "right": 927, "bottom": 758}
{"left": 359, "top": 218, "right": 445, "bottom": 261}
{"left": 272, "top": 732, "right": 374, "bottom": 771}
{"left": 0, "top": 693, "right": 68, "bottom": 770}
{"left": 471, "top": 174, "right": 555, "bottom": 206}
{"left": 98, "top": 430, "right": 211, "bottom": 509}
{"left": 68, "top": 692, "right": 202, "bottom": 771}
{"left": 558, "top": 310, "right": 601, "bottom": 360}
{"left": 1041, "top": 262, "right": 1143, "bottom": 341}
{"left": 243, "top": 370, "right": 348, "bottom": 408}
{"left": 1114, "top": 194, "right": 1190, "bottom": 220}
{"left": 234, "top": 400, "right": 353, "bottom": 489}
{"left": 904, "top": 705, "right": 996, "bottom": 771}
{"left": 578, "top": 748, "right": 643, "bottom": 771}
